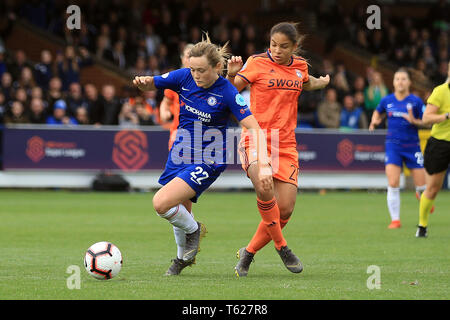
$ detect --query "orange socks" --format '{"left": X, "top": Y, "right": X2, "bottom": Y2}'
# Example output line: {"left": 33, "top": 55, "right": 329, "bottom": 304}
{"left": 247, "top": 197, "right": 287, "bottom": 253}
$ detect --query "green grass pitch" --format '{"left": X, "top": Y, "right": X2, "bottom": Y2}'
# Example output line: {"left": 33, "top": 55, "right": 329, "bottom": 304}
{"left": 0, "top": 189, "right": 448, "bottom": 300}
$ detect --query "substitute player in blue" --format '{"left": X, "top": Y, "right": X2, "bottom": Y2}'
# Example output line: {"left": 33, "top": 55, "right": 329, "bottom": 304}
{"left": 369, "top": 68, "right": 431, "bottom": 229}
{"left": 133, "top": 36, "right": 272, "bottom": 275}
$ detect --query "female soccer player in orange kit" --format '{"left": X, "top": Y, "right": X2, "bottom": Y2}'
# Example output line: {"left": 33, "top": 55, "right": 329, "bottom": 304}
{"left": 226, "top": 22, "right": 330, "bottom": 277}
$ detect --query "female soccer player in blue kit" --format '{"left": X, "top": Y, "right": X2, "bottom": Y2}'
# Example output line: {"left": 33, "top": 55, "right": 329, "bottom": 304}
{"left": 369, "top": 68, "right": 431, "bottom": 229}
{"left": 133, "top": 36, "right": 272, "bottom": 275}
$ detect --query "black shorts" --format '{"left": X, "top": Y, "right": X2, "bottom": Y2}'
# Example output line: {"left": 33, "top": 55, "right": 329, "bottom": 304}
{"left": 424, "top": 137, "right": 450, "bottom": 175}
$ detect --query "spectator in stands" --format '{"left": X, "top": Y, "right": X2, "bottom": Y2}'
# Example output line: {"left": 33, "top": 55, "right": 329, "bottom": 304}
{"left": 414, "top": 59, "right": 429, "bottom": 83}
{"left": 340, "top": 94, "right": 368, "bottom": 130}
{"left": 355, "top": 28, "right": 369, "bottom": 51}
{"left": 392, "top": 48, "right": 406, "bottom": 66}
{"left": 30, "top": 84, "right": 46, "bottom": 105}
{"left": 297, "top": 89, "right": 321, "bottom": 129}
{"left": 29, "top": 98, "right": 47, "bottom": 124}
{"left": 369, "top": 30, "right": 386, "bottom": 56}
{"left": 95, "top": 35, "right": 114, "bottom": 62}
{"left": 144, "top": 24, "right": 161, "bottom": 57}
{"left": 34, "top": 50, "right": 53, "bottom": 91}
{"left": 83, "top": 83, "right": 101, "bottom": 124}
{"left": 56, "top": 45, "right": 92, "bottom": 91}
{"left": 118, "top": 101, "right": 139, "bottom": 127}
{"left": 157, "top": 44, "right": 170, "bottom": 72}
{"left": 136, "top": 102, "right": 155, "bottom": 126}
{"left": 74, "top": 106, "right": 90, "bottom": 125}
{"left": 364, "top": 71, "right": 388, "bottom": 120}
{"left": 422, "top": 46, "right": 437, "bottom": 72}
{"left": 129, "top": 56, "right": 148, "bottom": 77}
{"left": 4, "top": 101, "right": 29, "bottom": 124}
{"left": 352, "top": 76, "right": 366, "bottom": 94}
{"left": 354, "top": 91, "right": 366, "bottom": 110}
{"left": 46, "top": 99, "right": 77, "bottom": 125}
{"left": 98, "top": 84, "right": 121, "bottom": 125}
{"left": 14, "top": 87, "right": 29, "bottom": 110}
{"left": 66, "top": 82, "right": 86, "bottom": 117}
{"left": 1, "top": 72, "right": 14, "bottom": 103}
{"left": 143, "top": 90, "right": 157, "bottom": 113}
{"left": 7, "top": 49, "right": 32, "bottom": 81}
{"left": 112, "top": 41, "right": 127, "bottom": 69}
{"left": 147, "top": 55, "right": 161, "bottom": 77}
{"left": 433, "top": 60, "right": 450, "bottom": 85}
{"left": 332, "top": 62, "right": 351, "bottom": 100}
{"left": 18, "top": 66, "right": 36, "bottom": 94}
{"left": 317, "top": 88, "right": 341, "bottom": 129}
{"left": 46, "top": 76, "right": 65, "bottom": 114}
{"left": 230, "top": 27, "right": 244, "bottom": 57}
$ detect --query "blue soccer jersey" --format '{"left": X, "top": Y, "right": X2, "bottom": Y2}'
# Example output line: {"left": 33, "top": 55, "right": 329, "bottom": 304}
{"left": 376, "top": 93, "right": 425, "bottom": 168}
{"left": 376, "top": 94, "right": 425, "bottom": 145}
{"left": 153, "top": 68, "right": 252, "bottom": 202}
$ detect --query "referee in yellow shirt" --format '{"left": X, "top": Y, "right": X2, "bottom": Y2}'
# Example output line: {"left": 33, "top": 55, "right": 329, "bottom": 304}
{"left": 417, "top": 61, "right": 450, "bottom": 237}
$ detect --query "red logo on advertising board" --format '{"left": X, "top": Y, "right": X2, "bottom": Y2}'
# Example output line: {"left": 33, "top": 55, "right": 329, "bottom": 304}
{"left": 112, "top": 130, "right": 149, "bottom": 171}
{"left": 26, "top": 136, "right": 45, "bottom": 163}
{"left": 336, "top": 139, "right": 354, "bottom": 167}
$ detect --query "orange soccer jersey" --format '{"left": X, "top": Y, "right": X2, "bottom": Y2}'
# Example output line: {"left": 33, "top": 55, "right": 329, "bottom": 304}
{"left": 237, "top": 50, "right": 309, "bottom": 185}
{"left": 163, "top": 89, "right": 180, "bottom": 149}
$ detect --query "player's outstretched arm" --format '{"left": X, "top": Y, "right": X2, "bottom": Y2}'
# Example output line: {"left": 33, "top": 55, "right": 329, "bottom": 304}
{"left": 422, "top": 103, "right": 449, "bottom": 125}
{"left": 402, "top": 105, "right": 431, "bottom": 128}
{"left": 226, "top": 56, "right": 247, "bottom": 92}
{"left": 369, "top": 110, "right": 384, "bottom": 131}
{"left": 133, "top": 76, "right": 156, "bottom": 92}
{"left": 303, "top": 74, "right": 330, "bottom": 91}
{"left": 239, "top": 115, "right": 273, "bottom": 192}
{"left": 160, "top": 96, "right": 173, "bottom": 122}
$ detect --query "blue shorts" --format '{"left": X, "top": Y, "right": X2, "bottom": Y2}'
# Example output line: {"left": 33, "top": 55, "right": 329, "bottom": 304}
{"left": 158, "top": 155, "right": 226, "bottom": 203}
{"left": 385, "top": 142, "right": 424, "bottom": 169}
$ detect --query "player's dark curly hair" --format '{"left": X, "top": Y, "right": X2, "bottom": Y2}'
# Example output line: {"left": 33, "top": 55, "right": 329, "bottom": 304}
{"left": 270, "top": 22, "right": 306, "bottom": 56}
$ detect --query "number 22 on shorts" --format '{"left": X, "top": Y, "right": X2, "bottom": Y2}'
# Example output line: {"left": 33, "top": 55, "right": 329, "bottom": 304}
{"left": 190, "top": 166, "right": 209, "bottom": 185}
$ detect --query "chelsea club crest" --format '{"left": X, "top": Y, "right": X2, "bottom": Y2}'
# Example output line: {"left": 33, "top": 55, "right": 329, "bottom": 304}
{"left": 207, "top": 96, "right": 217, "bottom": 106}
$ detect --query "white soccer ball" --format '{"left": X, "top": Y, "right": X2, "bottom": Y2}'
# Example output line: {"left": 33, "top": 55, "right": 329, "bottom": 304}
{"left": 84, "top": 241, "right": 123, "bottom": 280}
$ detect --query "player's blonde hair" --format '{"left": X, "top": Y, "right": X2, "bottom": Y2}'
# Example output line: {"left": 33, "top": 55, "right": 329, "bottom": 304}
{"left": 188, "top": 33, "right": 230, "bottom": 73}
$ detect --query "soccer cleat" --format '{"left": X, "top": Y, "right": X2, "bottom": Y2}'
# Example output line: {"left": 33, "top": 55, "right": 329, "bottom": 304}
{"left": 182, "top": 222, "right": 207, "bottom": 262}
{"left": 165, "top": 257, "right": 195, "bottom": 276}
{"left": 388, "top": 220, "right": 401, "bottom": 229}
{"left": 276, "top": 246, "right": 303, "bottom": 273}
{"left": 416, "top": 192, "right": 434, "bottom": 214}
{"left": 234, "top": 247, "right": 255, "bottom": 278}
{"left": 415, "top": 225, "right": 428, "bottom": 238}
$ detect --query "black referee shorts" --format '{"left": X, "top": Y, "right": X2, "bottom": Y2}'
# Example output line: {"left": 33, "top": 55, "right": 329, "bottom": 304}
{"left": 424, "top": 136, "right": 450, "bottom": 175}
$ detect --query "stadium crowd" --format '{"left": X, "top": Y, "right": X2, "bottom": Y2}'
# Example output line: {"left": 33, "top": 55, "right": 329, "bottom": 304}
{"left": 0, "top": 0, "right": 448, "bottom": 130}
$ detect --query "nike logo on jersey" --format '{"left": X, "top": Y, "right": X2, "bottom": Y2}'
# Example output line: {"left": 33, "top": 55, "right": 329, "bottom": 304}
{"left": 182, "top": 87, "right": 190, "bottom": 91}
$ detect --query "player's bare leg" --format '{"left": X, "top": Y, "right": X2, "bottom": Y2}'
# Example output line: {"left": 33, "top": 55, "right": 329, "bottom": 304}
{"left": 411, "top": 168, "right": 434, "bottom": 214}
{"left": 153, "top": 178, "right": 206, "bottom": 267}
{"left": 236, "top": 163, "right": 302, "bottom": 275}
{"left": 417, "top": 170, "right": 446, "bottom": 237}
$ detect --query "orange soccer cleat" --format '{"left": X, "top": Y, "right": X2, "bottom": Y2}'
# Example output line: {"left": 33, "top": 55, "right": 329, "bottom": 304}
{"left": 388, "top": 220, "right": 402, "bottom": 229}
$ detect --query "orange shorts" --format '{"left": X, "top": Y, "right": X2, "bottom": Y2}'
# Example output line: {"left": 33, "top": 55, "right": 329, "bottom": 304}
{"left": 238, "top": 137, "right": 300, "bottom": 187}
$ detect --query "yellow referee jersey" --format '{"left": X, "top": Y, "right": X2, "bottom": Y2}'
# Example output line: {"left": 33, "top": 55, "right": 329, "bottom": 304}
{"left": 427, "top": 82, "right": 450, "bottom": 141}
